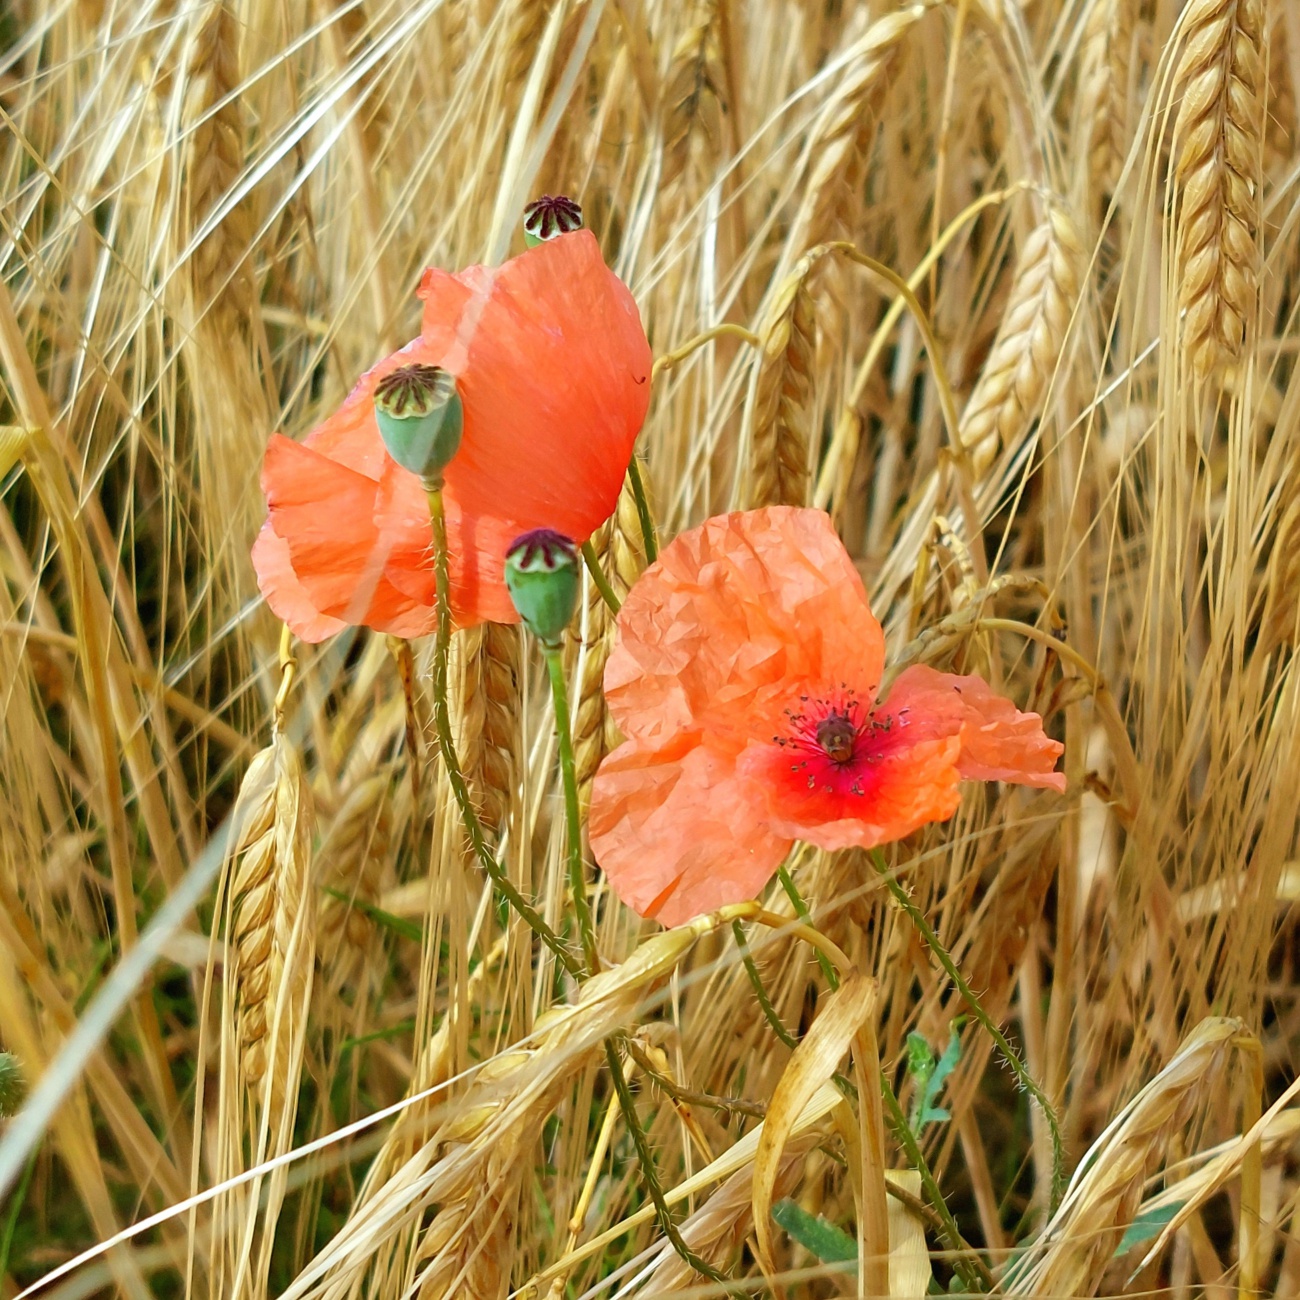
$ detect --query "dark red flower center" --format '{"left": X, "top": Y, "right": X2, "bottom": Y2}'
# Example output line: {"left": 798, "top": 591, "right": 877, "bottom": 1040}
{"left": 815, "top": 713, "right": 857, "bottom": 764}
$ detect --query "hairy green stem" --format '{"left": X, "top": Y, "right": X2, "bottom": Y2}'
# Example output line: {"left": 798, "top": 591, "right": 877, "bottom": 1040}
{"left": 425, "top": 484, "right": 581, "bottom": 978}
{"left": 544, "top": 644, "right": 600, "bottom": 973}
{"left": 626, "top": 455, "right": 658, "bottom": 563}
{"left": 604, "top": 1038, "right": 744, "bottom": 1296}
{"left": 732, "top": 919, "right": 798, "bottom": 1050}
{"left": 878, "top": 1071, "right": 992, "bottom": 1292}
{"left": 580, "top": 539, "right": 621, "bottom": 615}
{"left": 869, "top": 848, "right": 1065, "bottom": 1209}
{"left": 777, "top": 862, "right": 839, "bottom": 989}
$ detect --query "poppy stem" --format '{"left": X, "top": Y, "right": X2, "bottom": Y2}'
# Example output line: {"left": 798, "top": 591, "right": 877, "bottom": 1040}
{"left": 543, "top": 644, "right": 601, "bottom": 974}
{"left": 868, "top": 848, "right": 1065, "bottom": 1211}
{"left": 878, "top": 1072, "right": 994, "bottom": 1293}
{"left": 603, "top": 1037, "right": 746, "bottom": 1297}
{"left": 424, "top": 484, "right": 582, "bottom": 979}
{"left": 775, "top": 862, "right": 840, "bottom": 990}
{"left": 731, "top": 920, "right": 798, "bottom": 1051}
{"left": 625, "top": 455, "right": 658, "bottom": 563}
{"left": 580, "top": 539, "right": 621, "bottom": 615}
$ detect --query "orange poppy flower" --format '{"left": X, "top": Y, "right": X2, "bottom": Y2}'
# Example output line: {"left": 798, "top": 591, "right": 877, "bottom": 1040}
{"left": 588, "top": 507, "right": 1066, "bottom": 926}
{"left": 253, "top": 230, "right": 652, "bottom": 641}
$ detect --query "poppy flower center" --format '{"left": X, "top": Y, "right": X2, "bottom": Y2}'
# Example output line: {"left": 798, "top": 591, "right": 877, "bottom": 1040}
{"left": 815, "top": 713, "right": 858, "bottom": 764}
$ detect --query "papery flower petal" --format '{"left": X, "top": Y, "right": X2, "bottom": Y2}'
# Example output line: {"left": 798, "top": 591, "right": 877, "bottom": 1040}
{"left": 877, "top": 665, "right": 1066, "bottom": 791}
{"left": 419, "top": 230, "right": 651, "bottom": 535}
{"left": 251, "top": 521, "right": 349, "bottom": 643}
{"left": 259, "top": 435, "right": 436, "bottom": 638}
{"left": 589, "top": 736, "right": 790, "bottom": 927}
{"left": 605, "top": 507, "right": 885, "bottom": 748}
{"left": 738, "top": 734, "right": 964, "bottom": 851}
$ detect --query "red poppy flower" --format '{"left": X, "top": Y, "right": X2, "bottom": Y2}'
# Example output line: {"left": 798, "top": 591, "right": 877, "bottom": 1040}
{"left": 253, "top": 230, "right": 652, "bottom": 641}
{"left": 588, "top": 507, "right": 1065, "bottom": 926}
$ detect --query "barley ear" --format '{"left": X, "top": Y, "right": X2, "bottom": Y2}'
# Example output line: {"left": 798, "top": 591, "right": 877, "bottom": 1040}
{"left": 749, "top": 249, "right": 825, "bottom": 508}
{"left": 661, "top": 1, "right": 724, "bottom": 189}
{"left": 1172, "top": 0, "right": 1264, "bottom": 381}
{"left": 458, "top": 623, "right": 521, "bottom": 842}
{"left": 957, "top": 203, "right": 1082, "bottom": 476}
{"left": 574, "top": 476, "right": 647, "bottom": 805}
{"left": 229, "top": 733, "right": 315, "bottom": 1125}
{"left": 184, "top": 1, "right": 254, "bottom": 319}
{"left": 1010, "top": 1018, "right": 1244, "bottom": 1298}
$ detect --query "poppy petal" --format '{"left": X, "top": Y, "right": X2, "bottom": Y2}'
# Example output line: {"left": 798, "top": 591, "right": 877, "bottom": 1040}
{"left": 589, "top": 736, "right": 789, "bottom": 927}
{"left": 251, "top": 521, "right": 349, "bottom": 643}
{"left": 738, "top": 734, "right": 964, "bottom": 851}
{"left": 605, "top": 507, "right": 886, "bottom": 747}
{"left": 419, "top": 230, "right": 652, "bottom": 537}
{"left": 260, "top": 434, "right": 437, "bottom": 636}
{"left": 878, "top": 665, "right": 1066, "bottom": 791}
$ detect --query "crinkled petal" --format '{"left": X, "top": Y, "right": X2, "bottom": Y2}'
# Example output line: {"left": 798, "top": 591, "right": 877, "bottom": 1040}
{"left": 419, "top": 230, "right": 651, "bottom": 538}
{"left": 879, "top": 665, "right": 1066, "bottom": 791}
{"left": 251, "top": 521, "right": 349, "bottom": 643}
{"left": 589, "top": 736, "right": 789, "bottom": 926}
{"left": 605, "top": 507, "right": 885, "bottom": 748}
{"left": 739, "top": 734, "right": 964, "bottom": 851}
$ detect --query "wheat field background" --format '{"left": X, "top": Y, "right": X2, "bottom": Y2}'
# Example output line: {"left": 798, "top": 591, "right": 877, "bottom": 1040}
{"left": 0, "top": 0, "right": 1298, "bottom": 1295}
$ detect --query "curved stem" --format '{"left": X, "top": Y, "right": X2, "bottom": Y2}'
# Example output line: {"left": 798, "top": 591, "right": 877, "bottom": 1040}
{"left": 424, "top": 484, "right": 581, "bottom": 978}
{"left": 580, "top": 539, "right": 621, "bottom": 615}
{"left": 604, "top": 1038, "right": 745, "bottom": 1297}
{"left": 777, "top": 862, "right": 839, "bottom": 990}
{"left": 732, "top": 920, "right": 798, "bottom": 1050}
{"left": 869, "top": 848, "right": 1065, "bottom": 1210}
{"left": 878, "top": 1072, "right": 992, "bottom": 1293}
{"left": 626, "top": 455, "right": 658, "bottom": 563}
{"left": 650, "top": 321, "right": 761, "bottom": 382}
{"left": 544, "top": 644, "right": 600, "bottom": 973}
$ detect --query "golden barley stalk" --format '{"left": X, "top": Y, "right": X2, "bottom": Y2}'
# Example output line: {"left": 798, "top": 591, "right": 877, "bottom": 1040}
{"left": 749, "top": 247, "right": 828, "bottom": 509}
{"left": 1172, "top": 0, "right": 1264, "bottom": 380}
{"left": 957, "top": 202, "right": 1082, "bottom": 476}
{"left": 458, "top": 622, "right": 521, "bottom": 842}
{"left": 1012, "top": 1018, "right": 1245, "bottom": 1298}
{"left": 184, "top": 0, "right": 254, "bottom": 317}
{"left": 229, "top": 734, "right": 315, "bottom": 1103}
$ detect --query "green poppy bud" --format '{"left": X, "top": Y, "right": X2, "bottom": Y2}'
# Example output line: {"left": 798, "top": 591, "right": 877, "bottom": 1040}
{"left": 523, "top": 194, "right": 583, "bottom": 248}
{"left": 373, "top": 364, "right": 463, "bottom": 487}
{"left": 505, "top": 529, "right": 580, "bottom": 646}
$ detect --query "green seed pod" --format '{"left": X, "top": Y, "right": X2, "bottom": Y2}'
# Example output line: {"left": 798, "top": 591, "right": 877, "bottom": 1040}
{"left": 523, "top": 195, "right": 583, "bottom": 248}
{"left": 373, "top": 364, "right": 463, "bottom": 486}
{"left": 505, "top": 529, "right": 580, "bottom": 646}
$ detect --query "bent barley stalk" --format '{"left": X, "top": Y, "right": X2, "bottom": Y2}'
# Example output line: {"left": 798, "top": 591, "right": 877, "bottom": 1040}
{"left": 957, "top": 202, "right": 1083, "bottom": 476}
{"left": 1172, "top": 0, "right": 1264, "bottom": 381}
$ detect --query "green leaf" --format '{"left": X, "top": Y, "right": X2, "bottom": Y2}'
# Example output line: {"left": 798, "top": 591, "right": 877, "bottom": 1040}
{"left": 322, "top": 887, "right": 423, "bottom": 943}
{"left": 1116, "top": 1201, "right": 1183, "bottom": 1256}
{"left": 909, "top": 1024, "right": 963, "bottom": 1131}
{"left": 772, "top": 1198, "right": 857, "bottom": 1266}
